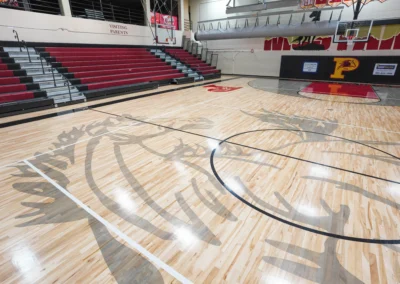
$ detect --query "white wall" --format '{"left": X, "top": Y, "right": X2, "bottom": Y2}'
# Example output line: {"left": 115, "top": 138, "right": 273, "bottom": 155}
{"left": 191, "top": 0, "right": 400, "bottom": 27}
{"left": 190, "top": 0, "right": 400, "bottom": 76}
{"left": 0, "top": 8, "right": 183, "bottom": 46}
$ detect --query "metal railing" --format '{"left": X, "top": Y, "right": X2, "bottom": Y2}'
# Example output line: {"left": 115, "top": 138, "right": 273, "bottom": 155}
{"left": 191, "top": 42, "right": 198, "bottom": 56}
{"left": 69, "top": 0, "right": 145, "bottom": 26}
{"left": 211, "top": 53, "right": 219, "bottom": 68}
{"left": 64, "top": 81, "right": 73, "bottom": 101}
{"left": 21, "top": 40, "right": 32, "bottom": 63}
{"left": 187, "top": 41, "right": 193, "bottom": 54}
{"left": 201, "top": 48, "right": 208, "bottom": 61}
{"left": 197, "top": 7, "right": 343, "bottom": 32}
{"left": 197, "top": 46, "right": 203, "bottom": 59}
{"left": 206, "top": 50, "right": 213, "bottom": 65}
{"left": 0, "top": 0, "right": 61, "bottom": 15}
{"left": 8, "top": 32, "right": 75, "bottom": 103}
{"left": 183, "top": 38, "right": 190, "bottom": 51}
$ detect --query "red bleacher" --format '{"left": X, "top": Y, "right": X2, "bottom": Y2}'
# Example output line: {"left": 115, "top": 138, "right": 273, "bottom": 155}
{"left": 72, "top": 66, "right": 173, "bottom": 78}
{"left": 86, "top": 73, "right": 184, "bottom": 90}
{"left": 0, "top": 57, "right": 44, "bottom": 105}
{"left": 165, "top": 49, "right": 221, "bottom": 75}
{"left": 0, "top": 70, "right": 15, "bottom": 77}
{"left": 43, "top": 47, "right": 185, "bottom": 93}
{"left": 0, "top": 91, "right": 35, "bottom": 103}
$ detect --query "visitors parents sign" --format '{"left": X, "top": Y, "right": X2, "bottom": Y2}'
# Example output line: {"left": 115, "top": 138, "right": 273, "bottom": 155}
{"left": 109, "top": 24, "right": 129, "bottom": 35}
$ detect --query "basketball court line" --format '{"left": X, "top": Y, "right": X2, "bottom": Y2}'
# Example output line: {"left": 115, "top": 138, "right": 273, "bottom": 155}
{"left": 90, "top": 108, "right": 400, "bottom": 185}
{"left": 201, "top": 102, "right": 400, "bottom": 135}
{"left": 0, "top": 77, "right": 240, "bottom": 129}
{"left": 1, "top": 77, "right": 398, "bottom": 170}
{"left": 23, "top": 160, "right": 193, "bottom": 284}
{"left": 249, "top": 81, "right": 400, "bottom": 103}
{"left": 1, "top": 80, "right": 399, "bottom": 174}
{"left": 0, "top": 90, "right": 235, "bottom": 170}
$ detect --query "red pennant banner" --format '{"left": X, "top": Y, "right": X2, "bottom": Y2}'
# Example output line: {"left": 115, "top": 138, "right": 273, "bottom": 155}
{"left": 342, "top": 0, "right": 353, "bottom": 6}
{"left": 300, "top": 0, "right": 386, "bottom": 9}
{"left": 314, "top": 0, "right": 328, "bottom": 8}
{"left": 300, "top": 0, "right": 315, "bottom": 9}
{"left": 328, "top": 0, "right": 343, "bottom": 6}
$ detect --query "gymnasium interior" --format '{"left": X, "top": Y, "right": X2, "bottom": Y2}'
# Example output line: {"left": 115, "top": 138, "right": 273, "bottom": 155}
{"left": 0, "top": 0, "right": 399, "bottom": 283}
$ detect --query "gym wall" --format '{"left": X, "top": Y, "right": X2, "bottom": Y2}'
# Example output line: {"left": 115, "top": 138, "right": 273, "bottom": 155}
{"left": 190, "top": 0, "right": 400, "bottom": 78}
{"left": 0, "top": 8, "right": 183, "bottom": 46}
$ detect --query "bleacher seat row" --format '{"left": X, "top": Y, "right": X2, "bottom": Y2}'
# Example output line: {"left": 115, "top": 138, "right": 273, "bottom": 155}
{"left": 0, "top": 51, "right": 48, "bottom": 107}
{"left": 0, "top": 45, "right": 220, "bottom": 116}
{"left": 37, "top": 47, "right": 186, "bottom": 94}
{"left": 165, "top": 49, "right": 221, "bottom": 76}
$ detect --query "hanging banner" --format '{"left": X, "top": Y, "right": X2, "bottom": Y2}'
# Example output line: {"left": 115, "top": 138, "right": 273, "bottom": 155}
{"left": 314, "top": 0, "right": 328, "bottom": 8}
{"left": 0, "top": 0, "right": 18, "bottom": 6}
{"left": 328, "top": 0, "right": 343, "bottom": 6}
{"left": 150, "top": 12, "right": 179, "bottom": 30}
{"left": 300, "top": 0, "right": 315, "bottom": 9}
{"left": 302, "top": 0, "right": 387, "bottom": 9}
{"left": 342, "top": 0, "right": 354, "bottom": 6}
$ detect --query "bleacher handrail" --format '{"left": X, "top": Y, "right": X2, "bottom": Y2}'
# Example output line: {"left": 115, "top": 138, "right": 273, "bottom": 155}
{"left": 69, "top": 0, "right": 145, "bottom": 26}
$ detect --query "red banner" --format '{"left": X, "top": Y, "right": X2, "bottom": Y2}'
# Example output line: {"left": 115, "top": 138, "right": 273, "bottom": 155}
{"left": 150, "top": 12, "right": 179, "bottom": 30}
{"left": 342, "top": 0, "right": 353, "bottom": 6}
{"left": 301, "top": 0, "right": 387, "bottom": 8}
{"left": 300, "top": 0, "right": 315, "bottom": 9}
{"left": 328, "top": 0, "right": 342, "bottom": 6}
{"left": 314, "top": 0, "right": 328, "bottom": 8}
{"left": 0, "top": 0, "right": 18, "bottom": 6}
{"left": 342, "top": 0, "right": 374, "bottom": 6}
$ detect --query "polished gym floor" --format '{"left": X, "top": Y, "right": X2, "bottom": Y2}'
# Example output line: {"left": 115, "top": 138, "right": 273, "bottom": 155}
{"left": 0, "top": 76, "right": 399, "bottom": 283}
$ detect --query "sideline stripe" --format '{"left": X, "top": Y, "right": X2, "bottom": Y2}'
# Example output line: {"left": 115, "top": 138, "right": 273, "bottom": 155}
{"left": 0, "top": 88, "right": 236, "bottom": 170}
{"left": 23, "top": 159, "right": 193, "bottom": 284}
{"left": 91, "top": 108, "right": 400, "bottom": 185}
{"left": 0, "top": 77, "right": 239, "bottom": 129}
{"left": 203, "top": 103, "right": 400, "bottom": 135}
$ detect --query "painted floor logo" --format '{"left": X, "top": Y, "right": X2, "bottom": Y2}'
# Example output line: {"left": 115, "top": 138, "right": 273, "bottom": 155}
{"left": 204, "top": 85, "right": 242, "bottom": 92}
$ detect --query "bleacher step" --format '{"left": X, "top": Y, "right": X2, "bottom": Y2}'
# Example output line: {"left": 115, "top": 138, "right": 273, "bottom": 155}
{"left": 46, "top": 86, "right": 81, "bottom": 97}
{"left": 33, "top": 74, "right": 64, "bottom": 82}
{"left": 39, "top": 80, "right": 71, "bottom": 89}
{"left": 4, "top": 47, "right": 36, "bottom": 53}
{"left": 53, "top": 94, "right": 86, "bottom": 104}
